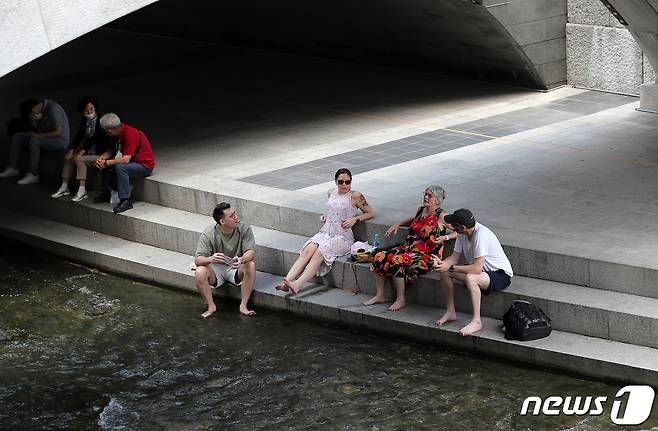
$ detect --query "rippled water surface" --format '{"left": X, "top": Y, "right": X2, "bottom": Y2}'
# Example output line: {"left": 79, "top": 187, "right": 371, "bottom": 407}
{"left": 0, "top": 240, "right": 656, "bottom": 430}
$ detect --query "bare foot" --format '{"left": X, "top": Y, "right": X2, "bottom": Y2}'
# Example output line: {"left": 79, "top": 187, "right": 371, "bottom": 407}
{"left": 387, "top": 299, "right": 406, "bottom": 311}
{"left": 239, "top": 305, "right": 256, "bottom": 316}
{"left": 283, "top": 277, "right": 299, "bottom": 294}
{"left": 362, "top": 295, "right": 387, "bottom": 306}
{"left": 275, "top": 279, "right": 289, "bottom": 292}
{"left": 436, "top": 311, "right": 457, "bottom": 326}
{"left": 201, "top": 306, "right": 217, "bottom": 319}
{"left": 459, "top": 320, "right": 483, "bottom": 336}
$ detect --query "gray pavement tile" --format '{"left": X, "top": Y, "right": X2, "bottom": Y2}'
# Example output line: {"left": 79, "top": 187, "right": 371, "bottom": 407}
{"left": 323, "top": 155, "right": 352, "bottom": 163}
{"left": 378, "top": 147, "right": 412, "bottom": 156}
{"left": 398, "top": 135, "right": 431, "bottom": 144}
{"left": 348, "top": 150, "right": 378, "bottom": 158}
{"left": 359, "top": 161, "right": 390, "bottom": 171}
{"left": 302, "top": 159, "right": 334, "bottom": 168}
{"left": 438, "top": 142, "right": 470, "bottom": 150}
{"left": 365, "top": 143, "right": 395, "bottom": 152}
{"left": 462, "top": 135, "right": 493, "bottom": 144}
{"left": 315, "top": 159, "right": 348, "bottom": 169}
{"left": 407, "top": 150, "right": 438, "bottom": 159}
{"left": 421, "top": 139, "right": 449, "bottom": 148}
{"left": 349, "top": 156, "right": 378, "bottom": 164}
{"left": 399, "top": 143, "right": 431, "bottom": 151}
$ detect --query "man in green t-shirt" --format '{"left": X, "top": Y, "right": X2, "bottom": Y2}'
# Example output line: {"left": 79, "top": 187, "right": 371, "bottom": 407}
{"left": 194, "top": 202, "right": 257, "bottom": 318}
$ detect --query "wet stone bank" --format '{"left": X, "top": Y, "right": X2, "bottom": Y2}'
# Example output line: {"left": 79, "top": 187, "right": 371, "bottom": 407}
{"left": 0, "top": 239, "right": 656, "bottom": 430}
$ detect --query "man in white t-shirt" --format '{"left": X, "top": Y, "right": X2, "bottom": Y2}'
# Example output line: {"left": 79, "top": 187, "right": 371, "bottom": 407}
{"left": 431, "top": 208, "right": 513, "bottom": 336}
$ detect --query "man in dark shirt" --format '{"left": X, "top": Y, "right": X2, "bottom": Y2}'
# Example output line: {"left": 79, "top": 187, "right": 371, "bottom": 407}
{"left": 0, "top": 98, "right": 70, "bottom": 185}
{"left": 96, "top": 113, "right": 155, "bottom": 214}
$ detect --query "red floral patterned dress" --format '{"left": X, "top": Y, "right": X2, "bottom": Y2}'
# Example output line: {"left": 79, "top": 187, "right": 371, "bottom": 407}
{"left": 370, "top": 207, "right": 446, "bottom": 284}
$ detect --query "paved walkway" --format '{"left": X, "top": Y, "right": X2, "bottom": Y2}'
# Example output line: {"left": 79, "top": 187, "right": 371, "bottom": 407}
{"left": 1, "top": 29, "right": 657, "bottom": 269}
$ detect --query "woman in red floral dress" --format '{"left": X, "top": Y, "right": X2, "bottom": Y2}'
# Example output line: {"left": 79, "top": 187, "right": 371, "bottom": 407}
{"left": 364, "top": 185, "right": 455, "bottom": 311}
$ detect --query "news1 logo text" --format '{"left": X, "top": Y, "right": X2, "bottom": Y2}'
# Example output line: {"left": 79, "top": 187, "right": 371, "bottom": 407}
{"left": 520, "top": 385, "right": 655, "bottom": 426}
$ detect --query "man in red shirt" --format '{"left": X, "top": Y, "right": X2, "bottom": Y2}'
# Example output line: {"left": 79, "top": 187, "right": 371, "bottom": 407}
{"left": 96, "top": 113, "right": 155, "bottom": 214}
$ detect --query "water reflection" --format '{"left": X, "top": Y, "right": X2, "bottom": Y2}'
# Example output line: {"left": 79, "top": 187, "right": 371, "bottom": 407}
{"left": 0, "top": 240, "right": 655, "bottom": 430}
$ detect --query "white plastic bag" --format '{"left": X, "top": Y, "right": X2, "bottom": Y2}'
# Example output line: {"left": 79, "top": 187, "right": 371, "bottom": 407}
{"left": 350, "top": 241, "right": 374, "bottom": 255}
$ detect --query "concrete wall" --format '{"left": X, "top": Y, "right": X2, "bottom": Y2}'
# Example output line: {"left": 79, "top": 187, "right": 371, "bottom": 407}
{"left": 566, "top": 0, "right": 657, "bottom": 95}
{"left": 0, "top": 0, "right": 157, "bottom": 78}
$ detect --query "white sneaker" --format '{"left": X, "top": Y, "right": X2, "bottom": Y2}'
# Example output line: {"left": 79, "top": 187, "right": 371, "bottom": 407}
{"left": 0, "top": 167, "right": 19, "bottom": 178}
{"left": 71, "top": 190, "right": 88, "bottom": 202}
{"left": 51, "top": 188, "right": 70, "bottom": 198}
{"left": 17, "top": 173, "right": 39, "bottom": 185}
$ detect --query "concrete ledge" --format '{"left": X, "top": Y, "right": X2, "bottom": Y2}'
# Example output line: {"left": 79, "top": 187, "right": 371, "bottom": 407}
{"left": 3, "top": 187, "right": 658, "bottom": 349}
{"left": 5, "top": 179, "right": 658, "bottom": 299}
{"left": 1, "top": 207, "right": 657, "bottom": 386}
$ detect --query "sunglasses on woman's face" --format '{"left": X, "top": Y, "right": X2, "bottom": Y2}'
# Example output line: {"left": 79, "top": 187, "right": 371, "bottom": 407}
{"left": 337, "top": 179, "right": 352, "bottom": 185}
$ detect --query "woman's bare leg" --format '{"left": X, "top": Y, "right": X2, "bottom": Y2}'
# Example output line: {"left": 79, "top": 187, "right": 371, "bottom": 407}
{"left": 287, "top": 243, "right": 318, "bottom": 280}
{"left": 363, "top": 273, "right": 387, "bottom": 305}
{"left": 284, "top": 247, "right": 324, "bottom": 293}
{"left": 276, "top": 243, "right": 318, "bottom": 291}
{"left": 388, "top": 277, "right": 406, "bottom": 311}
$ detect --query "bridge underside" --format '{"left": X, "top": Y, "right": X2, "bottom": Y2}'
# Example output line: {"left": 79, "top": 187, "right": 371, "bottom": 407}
{"left": 3, "top": 0, "right": 571, "bottom": 90}
{"left": 111, "top": 0, "right": 554, "bottom": 89}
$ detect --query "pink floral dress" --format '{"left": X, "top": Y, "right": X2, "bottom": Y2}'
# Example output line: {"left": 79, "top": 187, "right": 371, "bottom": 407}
{"left": 302, "top": 190, "right": 359, "bottom": 276}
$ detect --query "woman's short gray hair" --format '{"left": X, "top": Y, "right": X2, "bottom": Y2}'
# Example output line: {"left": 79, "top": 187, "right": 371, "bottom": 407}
{"left": 100, "top": 113, "right": 121, "bottom": 129}
{"left": 425, "top": 185, "right": 446, "bottom": 203}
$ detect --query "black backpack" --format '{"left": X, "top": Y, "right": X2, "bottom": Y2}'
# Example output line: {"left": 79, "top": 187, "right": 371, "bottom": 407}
{"left": 502, "top": 300, "right": 552, "bottom": 341}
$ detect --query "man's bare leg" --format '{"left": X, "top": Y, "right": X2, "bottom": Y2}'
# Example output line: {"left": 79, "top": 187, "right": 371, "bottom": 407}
{"left": 236, "top": 261, "right": 257, "bottom": 316}
{"left": 195, "top": 266, "right": 217, "bottom": 319}
{"left": 363, "top": 273, "right": 387, "bottom": 305}
{"left": 436, "top": 272, "right": 458, "bottom": 326}
{"left": 277, "top": 243, "right": 317, "bottom": 291}
{"left": 283, "top": 248, "right": 324, "bottom": 294}
{"left": 459, "top": 273, "right": 490, "bottom": 336}
{"left": 388, "top": 277, "right": 406, "bottom": 311}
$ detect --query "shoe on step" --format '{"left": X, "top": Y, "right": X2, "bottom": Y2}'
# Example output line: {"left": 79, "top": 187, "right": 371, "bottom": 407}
{"left": 17, "top": 173, "right": 39, "bottom": 185}
{"left": 71, "top": 190, "right": 88, "bottom": 202}
{"left": 0, "top": 167, "right": 19, "bottom": 178}
{"left": 51, "top": 188, "right": 71, "bottom": 198}
{"left": 113, "top": 199, "right": 133, "bottom": 214}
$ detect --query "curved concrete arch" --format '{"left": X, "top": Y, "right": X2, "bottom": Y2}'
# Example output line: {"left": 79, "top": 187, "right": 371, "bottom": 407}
{"left": 2, "top": 0, "right": 567, "bottom": 90}
{"left": 0, "top": 0, "right": 157, "bottom": 78}
{"left": 111, "top": 0, "right": 567, "bottom": 89}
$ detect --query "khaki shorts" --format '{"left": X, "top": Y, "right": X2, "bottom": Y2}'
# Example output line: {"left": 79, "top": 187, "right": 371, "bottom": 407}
{"left": 209, "top": 263, "right": 241, "bottom": 287}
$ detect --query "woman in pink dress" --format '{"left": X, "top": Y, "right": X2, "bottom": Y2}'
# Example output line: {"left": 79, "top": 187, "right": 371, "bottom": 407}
{"left": 276, "top": 168, "right": 374, "bottom": 294}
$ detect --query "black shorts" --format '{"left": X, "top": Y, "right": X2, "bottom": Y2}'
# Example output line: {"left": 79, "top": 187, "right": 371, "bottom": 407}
{"left": 483, "top": 269, "right": 511, "bottom": 295}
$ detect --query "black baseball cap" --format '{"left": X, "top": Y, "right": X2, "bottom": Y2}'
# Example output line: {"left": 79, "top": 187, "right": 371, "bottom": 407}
{"left": 444, "top": 208, "right": 475, "bottom": 226}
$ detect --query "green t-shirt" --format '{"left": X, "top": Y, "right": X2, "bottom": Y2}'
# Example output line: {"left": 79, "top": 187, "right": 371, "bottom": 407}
{"left": 195, "top": 222, "right": 255, "bottom": 258}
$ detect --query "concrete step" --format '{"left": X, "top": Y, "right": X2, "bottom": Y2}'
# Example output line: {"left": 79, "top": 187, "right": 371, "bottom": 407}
{"left": 132, "top": 175, "right": 658, "bottom": 300}
{"left": 2, "top": 183, "right": 658, "bottom": 349}
{"left": 0, "top": 207, "right": 657, "bottom": 386}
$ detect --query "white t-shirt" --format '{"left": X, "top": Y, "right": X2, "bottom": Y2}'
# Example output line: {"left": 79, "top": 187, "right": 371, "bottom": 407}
{"left": 454, "top": 222, "right": 513, "bottom": 277}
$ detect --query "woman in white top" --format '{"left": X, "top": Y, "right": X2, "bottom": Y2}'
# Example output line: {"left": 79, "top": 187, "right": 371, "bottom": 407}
{"left": 276, "top": 168, "right": 374, "bottom": 294}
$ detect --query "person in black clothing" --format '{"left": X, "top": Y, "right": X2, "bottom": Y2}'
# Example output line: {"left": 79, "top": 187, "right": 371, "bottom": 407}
{"left": 51, "top": 97, "right": 113, "bottom": 202}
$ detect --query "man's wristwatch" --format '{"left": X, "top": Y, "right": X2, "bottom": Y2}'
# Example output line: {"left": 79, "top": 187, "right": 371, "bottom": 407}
{"left": 449, "top": 265, "right": 455, "bottom": 273}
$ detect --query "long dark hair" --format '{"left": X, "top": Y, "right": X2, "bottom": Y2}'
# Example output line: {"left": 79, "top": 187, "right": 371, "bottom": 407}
{"left": 334, "top": 168, "right": 352, "bottom": 181}
{"left": 77, "top": 96, "right": 99, "bottom": 114}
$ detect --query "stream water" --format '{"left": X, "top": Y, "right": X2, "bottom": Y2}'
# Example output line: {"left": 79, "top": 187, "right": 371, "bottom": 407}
{"left": 0, "top": 239, "right": 655, "bottom": 430}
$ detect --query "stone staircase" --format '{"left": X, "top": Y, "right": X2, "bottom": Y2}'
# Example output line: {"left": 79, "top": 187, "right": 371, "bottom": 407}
{"left": 1, "top": 178, "right": 657, "bottom": 385}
